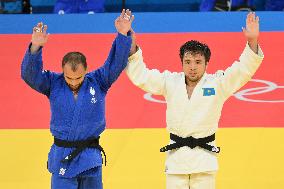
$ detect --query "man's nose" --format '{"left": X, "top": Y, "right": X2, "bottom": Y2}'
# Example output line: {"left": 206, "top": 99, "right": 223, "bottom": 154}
{"left": 190, "top": 64, "right": 196, "bottom": 70}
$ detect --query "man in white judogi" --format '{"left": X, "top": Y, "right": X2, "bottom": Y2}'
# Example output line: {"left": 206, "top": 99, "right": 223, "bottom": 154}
{"left": 126, "top": 12, "right": 264, "bottom": 189}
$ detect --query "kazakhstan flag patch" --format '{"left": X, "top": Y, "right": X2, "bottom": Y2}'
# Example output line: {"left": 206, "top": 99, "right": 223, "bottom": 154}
{"left": 202, "top": 88, "right": 215, "bottom": 96}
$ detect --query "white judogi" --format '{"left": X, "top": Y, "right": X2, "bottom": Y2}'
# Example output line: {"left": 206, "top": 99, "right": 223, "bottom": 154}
{"left": 166, "top": 171, "right": 216, "bottom": 189}
{"left": 126, "top": 43, "right": 264, "bottom": 175}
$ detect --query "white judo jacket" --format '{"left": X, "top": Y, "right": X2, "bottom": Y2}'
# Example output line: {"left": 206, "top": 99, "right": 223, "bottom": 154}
{"left": 126, "top": 43, "right": 264, "bottom": 174}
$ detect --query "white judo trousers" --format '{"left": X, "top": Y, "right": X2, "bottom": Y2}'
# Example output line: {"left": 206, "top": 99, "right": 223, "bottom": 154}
{"left": 166, "top": 171, "right": 216, "bottom": 189}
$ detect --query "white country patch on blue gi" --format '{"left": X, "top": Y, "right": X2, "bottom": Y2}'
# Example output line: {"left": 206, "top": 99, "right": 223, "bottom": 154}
{"left": 90, "top": 87, "right": 96, "bottom": 96}
{"left": 90, "top": 87, "right": 97, "bottom": 104}
{"left": 59, "top": 168, "right": 66, "bottom": 176}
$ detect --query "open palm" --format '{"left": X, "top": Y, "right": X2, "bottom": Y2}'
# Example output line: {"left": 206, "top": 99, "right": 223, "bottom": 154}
{"left": 115, "top": 9, "right": 134, "bottom": 36}
{"left": 31, "top": 22, "right": 48, "bottom": 47}
{"left": 242, "top": 12, "right": 259, "bottom": 41}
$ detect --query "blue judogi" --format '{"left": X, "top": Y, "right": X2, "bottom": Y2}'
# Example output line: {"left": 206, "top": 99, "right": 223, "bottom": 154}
{"left": 21, "top": 33, "right": 131, "bottom": 182}
{"left": 51, "top": 166, "right": 102, "bottom": 189}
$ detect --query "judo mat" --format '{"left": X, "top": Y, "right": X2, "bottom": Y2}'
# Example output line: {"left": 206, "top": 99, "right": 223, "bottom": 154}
{"left": 0, "top": 12, "right": 284, "bottom": 188}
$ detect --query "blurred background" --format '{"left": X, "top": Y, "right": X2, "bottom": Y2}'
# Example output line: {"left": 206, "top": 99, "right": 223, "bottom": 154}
{"left": 0, "top": 0, "right": 283, "bottom": 14}
{"left": 0, "top": 0, "right": 283, "bottom": 189}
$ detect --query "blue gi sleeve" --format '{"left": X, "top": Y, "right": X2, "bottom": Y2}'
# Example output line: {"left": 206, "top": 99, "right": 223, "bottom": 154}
{"left": 21, "top": 44, "right": 53, "bottom": 96}
{"left": 90, "top": 32, "right": 132, "bottom": 92}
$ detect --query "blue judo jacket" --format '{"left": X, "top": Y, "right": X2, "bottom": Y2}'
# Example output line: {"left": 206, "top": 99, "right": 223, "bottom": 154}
{"left": 21, "top": 33, "right": 132, "bottom": 178}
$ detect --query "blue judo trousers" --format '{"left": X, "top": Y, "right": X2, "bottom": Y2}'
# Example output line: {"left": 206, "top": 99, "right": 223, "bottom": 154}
{"left": 51, "top": 167, "right": 102, "bottom": 188}
{"left": 21, "top": 33, "right": 132, "bottom": 188}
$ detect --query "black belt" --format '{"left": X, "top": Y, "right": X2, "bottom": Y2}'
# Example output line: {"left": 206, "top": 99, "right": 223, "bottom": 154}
{"left": 160, "top": 133, "right": 220, "bottom": 153}
{"left": 54, "top": 136, "right": 107, "bottom": 166}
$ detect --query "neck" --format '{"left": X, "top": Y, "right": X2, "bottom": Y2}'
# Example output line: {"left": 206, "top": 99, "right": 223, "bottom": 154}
{"left": 66, "top": 82, "right": 83, "bottom": 94}
{"left": 185, "top": 77, "right": 199, "bottom": 87}
{"left": 72, "top": 89, "right": 79, "bottom": 95}
{"left": 185, "top": 72, "right": 205, "bottom": 87}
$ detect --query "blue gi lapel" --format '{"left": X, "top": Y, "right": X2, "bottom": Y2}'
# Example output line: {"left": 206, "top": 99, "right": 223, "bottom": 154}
{"left": 59, "top": 79, "right": 88, "bottom": 173}
{"left": 66, "top": 79, "right": 88, "bottom": 141}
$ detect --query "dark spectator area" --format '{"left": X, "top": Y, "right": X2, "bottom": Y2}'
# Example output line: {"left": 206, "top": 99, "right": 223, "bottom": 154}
{"left": 0, "top": 0, "right": 283, "bottom": 14}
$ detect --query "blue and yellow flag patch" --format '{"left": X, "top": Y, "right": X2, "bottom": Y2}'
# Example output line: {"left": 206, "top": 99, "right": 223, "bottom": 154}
{"left": 202, "top": 88, "right": 215, "bottom": 96}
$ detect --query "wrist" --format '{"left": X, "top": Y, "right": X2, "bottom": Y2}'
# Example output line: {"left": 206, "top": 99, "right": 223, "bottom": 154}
{"left": 118, "top": 31, "right": 128, "bottom": 36}
{"left": 247, "top": 38, "right": 258, "bottom": 44}
{"left": 129, "top": 45, "right": 138, "bottom": 56}
{"left": 30, "top": 44, "right": 41, "bottom": 54}
{"left": 247, "top": 38, "right": 258, "bottom": 54}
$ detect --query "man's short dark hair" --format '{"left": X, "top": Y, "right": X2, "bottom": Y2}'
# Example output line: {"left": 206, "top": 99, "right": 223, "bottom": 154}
{"left": 62, "top": 52, "right": 87, "bottom": 71}
{"left": 179, "top": 40, "right": 211, "bottom": 64}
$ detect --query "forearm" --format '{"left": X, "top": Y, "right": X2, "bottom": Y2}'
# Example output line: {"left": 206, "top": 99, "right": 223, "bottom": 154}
{"left": 21, "top": 44, "right": 51, "bottom": 95}
{"left": 129, "top": 45, "right": 138, "bottom": 56}
{"left": 30, "top": 44, "right": 41, "bottom": 54}
{"left": 95, "top": 32, "right": 132, "bottom": 90}
{"left": 220, "top": 43, "right": 264, "bottom": 98}
{"left": 109, "top": 32, "right": 132, "bottom": 75}
{"left": 126, "top": 48, "right": 167, "bottom": 95}
{"left": 21, "top": 44, "right": 43, "bottom": 80}
{"left": 248, "top": 38, "right": 258, "bottom": 54}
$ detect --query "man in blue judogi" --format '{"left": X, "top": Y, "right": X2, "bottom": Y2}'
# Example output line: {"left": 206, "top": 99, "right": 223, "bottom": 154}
{"left": 21, "top": 9, "right": 134, "bottom": 189}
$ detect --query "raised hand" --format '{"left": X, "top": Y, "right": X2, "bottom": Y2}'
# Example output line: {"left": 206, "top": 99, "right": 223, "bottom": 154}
{"left": 242, "top": 12, "right": 259, "bottom": 41}
{"left": 242, "top": 12, "right": 259, "bottom": 53}
{"left": 31, "top": 22, "right": 49, "bottom": 53}
{"left": 115, "top": 9, "right": 134, "bottom": 36}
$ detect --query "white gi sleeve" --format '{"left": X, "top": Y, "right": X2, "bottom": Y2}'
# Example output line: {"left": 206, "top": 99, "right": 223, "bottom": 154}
{"left": 126, "top": 47, "right": 170, "bottom": 96}
{"left": 218, "top": 43, "right": 264, "bottom": 99}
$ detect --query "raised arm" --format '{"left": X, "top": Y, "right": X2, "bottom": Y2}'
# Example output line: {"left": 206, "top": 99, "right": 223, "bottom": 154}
{"left": 21, "top": 22, "right": 54, "bottom": 96}
{"left": 218, "top": 12, "right": 264, "bottom": 99}
{"left": 91, "top": 9, "right": 133, "bottom": 92}
{"left": 125, "top": 30, "right": 169, "bottom": 96}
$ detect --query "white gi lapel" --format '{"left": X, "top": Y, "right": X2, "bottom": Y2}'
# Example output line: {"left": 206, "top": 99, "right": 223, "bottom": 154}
{"left": 178, "top": 73, "right": 208, "bottom": 135}
{"left": 187, "top": 73, "right": 207, "bottom": 102}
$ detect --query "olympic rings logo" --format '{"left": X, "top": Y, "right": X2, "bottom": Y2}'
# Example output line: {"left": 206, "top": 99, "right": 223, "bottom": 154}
{"left": 143, "top": 79, "right": 284, "bottom": 103}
